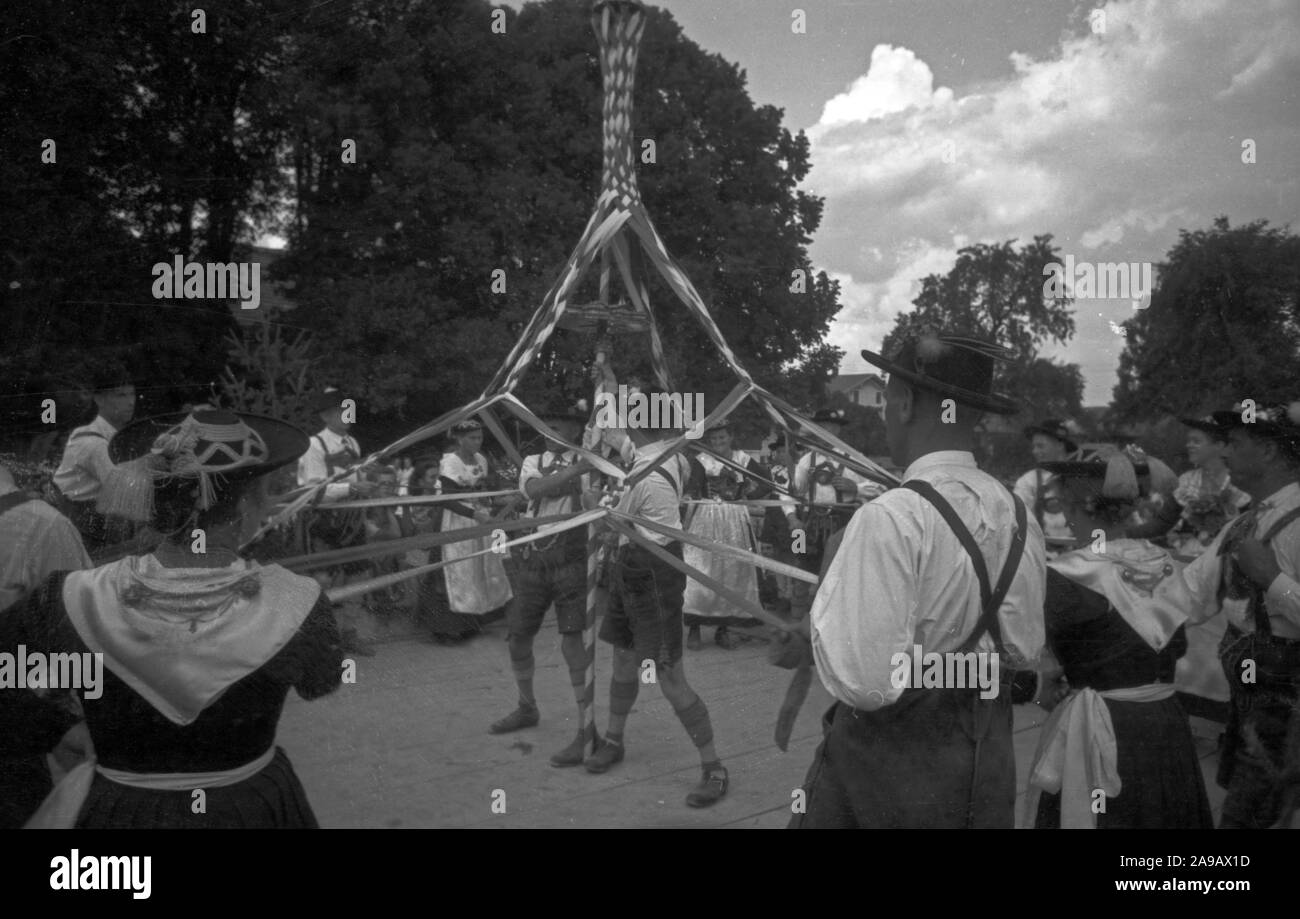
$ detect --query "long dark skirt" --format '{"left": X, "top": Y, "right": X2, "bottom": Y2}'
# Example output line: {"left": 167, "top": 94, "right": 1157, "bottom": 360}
{"left": 416, "top": 556, "right": 506, "bottom": 643}
{"left": 1035, "top": 695, "right": 1214, "bottom": 828}
{"left": 76, "top": 747, "right": 319, "bottom": 829}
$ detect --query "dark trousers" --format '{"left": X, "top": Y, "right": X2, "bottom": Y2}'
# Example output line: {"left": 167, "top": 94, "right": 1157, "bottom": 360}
{"left": 790, "top": 691, "right": 1015, "bottom": 829}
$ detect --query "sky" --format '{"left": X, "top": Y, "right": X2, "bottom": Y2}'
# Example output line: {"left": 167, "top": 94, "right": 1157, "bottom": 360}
{"left": 631, "top": 0, "right": 1300, "bottom": 405}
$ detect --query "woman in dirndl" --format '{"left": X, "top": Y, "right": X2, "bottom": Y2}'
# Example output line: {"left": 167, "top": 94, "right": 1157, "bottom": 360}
{"left": 423, "top": 420, "right": 513, "bottom": 643}
{"left": 683, "top": 420, "right": 770, "bottom": 650}
{"left": 1025, "top": 449, "right": 1213, "bottom": 828}
{"left": 0, "top": 408, "right": 342, "bottom": 827}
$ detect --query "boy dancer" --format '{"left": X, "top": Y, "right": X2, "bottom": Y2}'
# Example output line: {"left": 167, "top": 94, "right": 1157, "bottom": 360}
{"left": 585, "top": 391, "right": 727, "bottom": 807}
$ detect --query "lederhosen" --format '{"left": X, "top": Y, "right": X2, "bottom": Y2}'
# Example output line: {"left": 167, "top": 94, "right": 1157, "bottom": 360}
{"left": 1215, "top": 506, "right": 1300, "bottom": 823}
{"left": 794, "top": 482, "right": 1030, "bottom": 829}
{"left": 517, "top": 453, "right": 587, "bottom": 566}
{"left": 305, "top": 435, "right": 367, "bottom": 569}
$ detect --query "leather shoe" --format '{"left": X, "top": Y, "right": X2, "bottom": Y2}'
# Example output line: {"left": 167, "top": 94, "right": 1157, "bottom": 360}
{"left": 583, "top": 738, "right": 624, "bottom": 774}
{"left": 550, "top": 725, "right": 601, "bottom": 767}
{"left": 489, "top": 704, "right": 539, "bottom": 734}
{"left": 686, "top": 765, "right": 728, "bottom": 808}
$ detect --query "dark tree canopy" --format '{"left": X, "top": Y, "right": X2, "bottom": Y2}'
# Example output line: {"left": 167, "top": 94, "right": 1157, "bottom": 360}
{"left": 278, "top": 0, "right": 844, "bottom": 434}
{"left": 0, "top": 0, "right": 299, "bottom": 439}
{"left": 1112, "top": 216, "right": 1300, "bottom": 421}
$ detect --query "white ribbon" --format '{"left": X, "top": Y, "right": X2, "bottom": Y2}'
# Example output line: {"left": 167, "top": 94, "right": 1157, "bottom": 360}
{"left": 25, "top": 746, "right": 276, "bottom": 829}
{"left": 1022, "top": 682, "right": 1175, "bottom": 829}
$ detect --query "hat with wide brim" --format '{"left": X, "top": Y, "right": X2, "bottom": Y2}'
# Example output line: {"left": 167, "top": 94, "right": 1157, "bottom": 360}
{"left": 99, "top": 410, "right": 310, "bottom": 523}
{"left": 1211, "top": 402, "right": 1300, "bottom": 459}
{"left": 1023, "top": 419, "right": 1078, "bottom": 454}
{"left": 1179, "top": 414, "right": 1227, "bottom": 439}
{"left": 860, "top": 331, "right": 1017, "bottom": 416}
{"left": 109, "top": 410, "right": 309, "bottom": 477}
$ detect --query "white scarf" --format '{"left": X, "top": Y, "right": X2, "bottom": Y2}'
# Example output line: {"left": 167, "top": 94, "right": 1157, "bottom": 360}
{"left": 1047, "top": 539, "right": 1189, "bottom": 652}
{"left": 62, "top": 556, "right": 321, "bottom": 725}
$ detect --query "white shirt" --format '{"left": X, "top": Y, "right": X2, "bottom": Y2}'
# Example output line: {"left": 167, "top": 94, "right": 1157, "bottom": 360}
{"left": 616, "top": 442, "right": 691, "bottom": 547}
{"left": 519, "top": 450, "right": 589, "bottom": 534}
{"left": 53, "top": 414, "right": 119, "bottom": 502}
{"left": 811, "top": 451, "right": 1047, "bottom": 711}
{"left": 1013, "top": 468, "right": 1072, "bottom": 541}
{"left": 1180, "top": 481, "right": 1300, "bottom": 639}
{"left": 297, "top": 427, "right": 361, "bottom": 502}
{"left": 782, "top": 450, "right": 885, "bottom": 513}
{"left": 0, "top": 487, "right": 92, "bottom": 612}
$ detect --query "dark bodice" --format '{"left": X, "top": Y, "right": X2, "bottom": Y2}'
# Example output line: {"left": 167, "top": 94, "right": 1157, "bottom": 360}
{"left": 1044, "top": 568, "right": 1186, "bottom": 691}
{"left": 0, "top": 571, "right": 342, "bottom": 773}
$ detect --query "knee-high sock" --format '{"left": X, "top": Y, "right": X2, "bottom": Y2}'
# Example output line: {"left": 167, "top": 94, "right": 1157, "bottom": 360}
{"left": 673, "top": 695, "right": 714, "bottom": 750}
{"left": 607, "top": 677, "right": 639, "bottom": 740}
{"left": 508, "top": 635, "right": 536, "bottom": 706}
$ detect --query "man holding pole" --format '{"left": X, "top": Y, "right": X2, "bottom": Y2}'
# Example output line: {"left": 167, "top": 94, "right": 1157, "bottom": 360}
{"left": 584, "top": 390, "right": 728, "bottom": 807}
{"left": 488, "top": 399, "right": 601, "bottom": 768}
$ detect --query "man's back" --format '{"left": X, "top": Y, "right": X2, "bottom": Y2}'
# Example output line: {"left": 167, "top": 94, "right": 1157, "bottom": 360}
{"left": 812, "top": 450, "right": 1046, "bottom": 712}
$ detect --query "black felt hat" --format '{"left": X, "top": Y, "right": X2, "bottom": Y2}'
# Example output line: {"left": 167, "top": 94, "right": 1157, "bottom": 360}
{"left": 1211, "top": 401, "right": 1300, "bottom": 461}
{"left": 860, "top": 327, "right": 1017, "bottom": 416}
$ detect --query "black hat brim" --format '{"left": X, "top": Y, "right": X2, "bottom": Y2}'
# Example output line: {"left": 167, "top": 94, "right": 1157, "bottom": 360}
{"left": 1039, "top": 460, "right": 1150, "bottom": 479}
{"left": 859, "top": 349, "right": 1017, "bottom": 416}
{"left": 1179, "top": 417, "right": 1227, "bottom": 438}
{"left": 108, "top": 412, "right": 310, "bottom": 481}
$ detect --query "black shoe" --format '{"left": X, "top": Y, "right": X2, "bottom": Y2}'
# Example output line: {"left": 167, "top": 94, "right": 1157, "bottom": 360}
{"left": 489, "top": 704, "right": 540, "bottom": 735}
{"left": 686, "top": 765, "right": 728, "bottom": 808}
{"left": 551, "top": 725, "right": 601, "bottom": 767}
{"left": 583, "top": 738, "right": 624, "bottom": 774}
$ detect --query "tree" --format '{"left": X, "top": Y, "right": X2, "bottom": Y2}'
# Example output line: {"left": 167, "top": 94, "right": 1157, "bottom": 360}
{"left": 1112, "top": 217, "right": 1300, "bottom": 421}
{"left": 276, "top": 0, "right": 843, "bottom": 430}
{"left": 0, "top": 0, "right": 300, "bottom": 440}
{"left": 878, "top": 236, "right": 1081, "bottom": 423}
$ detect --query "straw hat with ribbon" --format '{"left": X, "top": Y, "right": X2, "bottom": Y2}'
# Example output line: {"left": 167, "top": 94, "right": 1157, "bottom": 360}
{"left": 96, "top": 409, "right": 309, "bottom": 527}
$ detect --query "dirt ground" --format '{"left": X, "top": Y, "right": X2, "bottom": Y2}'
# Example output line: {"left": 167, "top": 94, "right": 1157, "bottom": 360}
{"left": 276, "top": 604, "right": 1227, "bottom": 828}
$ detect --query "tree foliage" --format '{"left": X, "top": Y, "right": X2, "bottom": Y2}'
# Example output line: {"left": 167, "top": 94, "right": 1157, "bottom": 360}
{"left": 1112, "top": 216, "right": 1300, "bottom": 421}
{"left": 878, "top": 236, "right": 1081, "bottom": 423}
{"left": 277, "top": 0, "right": 844, "bottom": 429}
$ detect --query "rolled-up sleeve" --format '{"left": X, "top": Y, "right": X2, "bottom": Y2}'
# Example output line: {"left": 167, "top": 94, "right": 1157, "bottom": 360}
{"left": 518, "top": 454, "right": 542, "bottom": 500}
{"left": 811, "top": 501, "right": 919, "bottom": 710}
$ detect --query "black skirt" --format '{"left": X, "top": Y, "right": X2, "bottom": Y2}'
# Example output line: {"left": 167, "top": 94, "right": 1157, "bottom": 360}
{"left": 1035, "top": 695, "right": 1214, "bottom": 829}
{"left": 76, "top": 747, "right": 319, "bottom": 829}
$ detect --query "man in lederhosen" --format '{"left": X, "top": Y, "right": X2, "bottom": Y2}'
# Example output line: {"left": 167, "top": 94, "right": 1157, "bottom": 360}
{"left": 298, "top": 386, "right": 375, "bottom": 655}
{"left": 487, "top": 399, "right": 599, "bottom": 767}
{"left": 788, "top": 328, "right": 1047, "bottom": 828}
{"left": 779, "top": 408, "right": 885, "bottom": 620}
{"left": 1179, "top": 401, "right": 1300, "bottom": 828}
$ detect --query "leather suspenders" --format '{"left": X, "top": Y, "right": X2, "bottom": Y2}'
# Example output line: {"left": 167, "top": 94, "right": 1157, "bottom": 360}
{"left": 901, "top": 480, "right": 1029, "bottom": 656}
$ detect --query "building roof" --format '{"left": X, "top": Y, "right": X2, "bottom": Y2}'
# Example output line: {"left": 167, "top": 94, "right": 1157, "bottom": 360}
{"left": 829, "top": 373, "right": 886, "bottom": 395}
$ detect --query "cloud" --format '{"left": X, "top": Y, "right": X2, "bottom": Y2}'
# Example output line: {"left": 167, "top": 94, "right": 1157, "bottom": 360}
{"left": 806, "top": 0, "right": 1300, "bottom": 404}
